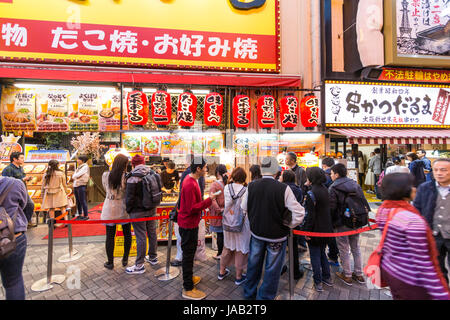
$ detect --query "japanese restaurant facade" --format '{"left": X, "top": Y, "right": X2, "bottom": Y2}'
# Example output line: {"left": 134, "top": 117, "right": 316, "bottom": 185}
{"left": 0, "top": 0, "right": 324, "bottom": 240}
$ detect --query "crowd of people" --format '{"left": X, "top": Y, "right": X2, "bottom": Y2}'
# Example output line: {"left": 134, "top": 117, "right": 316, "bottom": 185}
{"left": 1, "top": 149, "right": 449, "bottom": 301}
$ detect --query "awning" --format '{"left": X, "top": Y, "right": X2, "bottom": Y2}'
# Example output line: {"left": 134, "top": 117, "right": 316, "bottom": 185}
{"left": 0, "top": 63, "right": 302, "bottom": 87}
{"left": 330, "top": 128, "right": 450, "bottom": 145}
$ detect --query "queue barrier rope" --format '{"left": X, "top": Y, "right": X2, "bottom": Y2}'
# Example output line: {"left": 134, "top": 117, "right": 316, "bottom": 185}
{"left": 56, "top": 214, "right": 378, "bottom": 237}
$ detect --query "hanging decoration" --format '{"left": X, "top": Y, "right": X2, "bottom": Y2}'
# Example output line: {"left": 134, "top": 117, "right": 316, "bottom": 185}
{"left": 151, "top": 90, "right": 172, "bottom": 126}
{"left": 204, "top": 92, "right": 223, "bottom": 127}
{"left": 279, "top": 95, "right": 299, "bottom": 130}
{"left": 300, "top": 94, "right": 319, "bottom": 128}
{"left": 257, "top": 95, "right": 276, "bottom": 129}
{"left": 177, "top": 91, "right": 197, "bottom": 127}
{"left": 232, "top": 94, "right": 251, "bottom": 129}
{"left": 126, "top": 91, "right": 149, "bottom": 126}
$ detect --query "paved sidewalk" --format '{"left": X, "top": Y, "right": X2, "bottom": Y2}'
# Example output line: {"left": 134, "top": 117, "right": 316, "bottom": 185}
{"left": 1, "top": 204, "right": 392, "bottom": 300}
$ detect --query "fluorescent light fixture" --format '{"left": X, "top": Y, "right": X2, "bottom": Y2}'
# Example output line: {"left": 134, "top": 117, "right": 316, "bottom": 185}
{"left": 167, "top": 89, "right": 184, "bottom": 94}
{"left": 142, "top": 88, "right": 157, "bottom": 93}
{"left": 192, "top": 89, "right": 210, "bottom": 95}
{"left": 14, "top": 83, "right": 117, "bottom": 91}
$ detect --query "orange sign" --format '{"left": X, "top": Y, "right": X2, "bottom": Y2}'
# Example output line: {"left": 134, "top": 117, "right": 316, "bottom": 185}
{"left": 379, "top": 68, "right": 450, "bottom": 84}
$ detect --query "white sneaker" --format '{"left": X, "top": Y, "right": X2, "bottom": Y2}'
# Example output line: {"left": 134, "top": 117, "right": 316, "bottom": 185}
{"left": 125, "top": 264, "right": 145, "bottom": 274}
{"left": 145, "top": 255, "right": 159, "bottom": 265}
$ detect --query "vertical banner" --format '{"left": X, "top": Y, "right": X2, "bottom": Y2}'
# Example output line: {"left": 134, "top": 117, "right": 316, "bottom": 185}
{"left": 204, "top": 92, "right": 223, "bottom": 127}
{"left": 257, "top": 95, "right": 276, "bottom": 129}
{"left": 127, "top": 91, "right": 149, "bottom": 126}
{"left": 177, "top": 92, "right": 197, "bottom": 127}
{"left": 233, "top": 95, "right": 251, "bottom": 129}
{"left": 69, "top": 91, "right": 99, "bottom": 131}
{"left": 151, "top": 90, "right": 172, "bottom": 126}
{"left": 279, "top": 95, "right": 299, "bottom": 129}
{"left": 99, "top": 91, "right": 128, "bottom": 131}
{"left": 36, "top": 90, "right": 69, "bottom": 131}
{"left": 1, "top": 87, "right": 37, "bottom": 131}
{"left": 300, "top": 94, "right": 319, "bottom": 128}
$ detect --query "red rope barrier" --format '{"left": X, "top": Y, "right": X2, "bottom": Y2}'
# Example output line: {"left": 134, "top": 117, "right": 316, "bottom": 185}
{"left": 57, "top": 215, "right": 224, "bottom": 225}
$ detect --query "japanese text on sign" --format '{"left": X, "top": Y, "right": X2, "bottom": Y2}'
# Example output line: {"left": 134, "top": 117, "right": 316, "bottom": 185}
{"left": 282, "top": 97, "right": 298, "bottom": 125}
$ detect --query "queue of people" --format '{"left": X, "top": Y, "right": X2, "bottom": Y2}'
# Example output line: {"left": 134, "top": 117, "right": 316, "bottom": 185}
{"left": 1, "top": 149, "right": 449, "bottom": 301}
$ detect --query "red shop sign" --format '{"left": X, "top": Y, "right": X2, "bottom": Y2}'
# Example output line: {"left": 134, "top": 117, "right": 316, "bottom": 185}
{"left": 126, "top": 91, "right": 149, "bottom": 126}
{"left": 257, "top": 95, "right": 276, "bottom": 129}
{"left": 177, "top": 92, "right": 197, "bottom": 127}
{"left": 151, "top": 91, "right": 172, "bottom": 126}
{"left": 232, "top": 95, "right": 251, "bottom": 128}
{"left": 280, "top": 95, "right": 299, "bottom": 129}
{"left": 300, "top": 94, "right": 319, "bottom": 127}
{"left": 204, "top": 92, "right": 223, "bottom": 127}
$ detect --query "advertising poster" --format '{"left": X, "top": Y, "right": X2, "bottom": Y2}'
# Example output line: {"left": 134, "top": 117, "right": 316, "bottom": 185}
{"left": 36, "top": 89, "right": 69, "bottom": 131}
{"left": 1, "top": 87, "right": 36, "bottom": 131}
{"left": 99, "top": 92, "right": 128, "bottom": 132}
{"left": 69, "top": 91, "right": 99, "bottom": 131}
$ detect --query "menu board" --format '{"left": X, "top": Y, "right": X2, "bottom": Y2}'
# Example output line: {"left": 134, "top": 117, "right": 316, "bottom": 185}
{"left": 0, "top": 142, "right": 23, "bottom": 162}
{"left": 36, "top": 90, "right": 70, "bottom": 131}
{"left": 161, "top": 135, "right": 189, "bottom": 156}
{"left": 1, "top": 88, "right": 37, "bottom": 131}
{"left": 26, "top": 150, "right": 69, "bottom": 162}
{"left": 122, "top": 134, "right": 142, "bottom": 153}
{"left": 99, "top": 93, "right": 129, "bottom": 131}
{"left": 205, "top": 135, "right": 223, "bottom": 156}
{"left": 69, "top": 92, "right": 99, "bottom": 131}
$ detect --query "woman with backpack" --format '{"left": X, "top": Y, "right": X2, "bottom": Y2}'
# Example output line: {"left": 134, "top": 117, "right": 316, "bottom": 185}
{"left": 101, "top": 154, "right": 132, "bottom": 270}
{"left": 218, "top": 167, "right": 250, "bottom": 285}
{"left": 302, "top": 167, "right": 334, "bottom": 292}
{"left": 41, "top": 160, "right": 69, "bottom": 224}
{"left": 208, "top": 164, "right": 228, "bottom": 260}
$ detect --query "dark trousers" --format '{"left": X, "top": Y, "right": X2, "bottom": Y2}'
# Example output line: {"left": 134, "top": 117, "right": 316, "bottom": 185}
{"left": 327, "top": 237, "right": 339, "bottom": 261}
{"left": 358, "top": 173, "right": 365, "bottom": 188}
{"left": 381, "top": 268, "right": 431, "bottom": 300}
{"left": 374, "top": 174, "right": 380, "bottom": 198}
{"left": 105, "top": 224, "right": 132, "bottom": 264}
{"left": 308, "top": 243, "right": 331, "bottom": 285}
{"left": 435, "top": 233, "right": 450, "bottom": 284}
{"left": 74, "top": 186, "right": 88, "bottom": 217}
{"left": 179, "top": 227, "right": 198, "bottom": 291}
{"left": 216, "top": 232, "right": 224, "bottom": 256}
{"left": 292, "top": 235, "right": 302, "bottom": 278}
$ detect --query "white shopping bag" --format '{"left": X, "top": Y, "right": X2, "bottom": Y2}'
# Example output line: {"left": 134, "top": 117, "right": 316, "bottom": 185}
{"left": 194, "top": 219, "right": 207, "bottom": 261}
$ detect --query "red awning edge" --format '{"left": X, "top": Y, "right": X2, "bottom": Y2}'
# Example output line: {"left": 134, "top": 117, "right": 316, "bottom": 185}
{"left": 0, "top": 63, "right": 302, "bottom": 87}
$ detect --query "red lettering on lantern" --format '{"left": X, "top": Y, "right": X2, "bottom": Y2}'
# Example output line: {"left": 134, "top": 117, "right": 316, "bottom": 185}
{"left": 177, "top": 92, "right": 197, "bottom": 127}
{"left": 151, "top": 91, "right": 172, "bottom": 126}
{"left": 280, "top": 95, "right": 299, "bottom": 128}
{"left": 204, "top": 92, "right": 223, "bottom": 127}
{"left": 300, "top": 94, "right": 319, "bottom": 127}
{"left": 232, "top": 95, "right": 251, "bottom": 128}
{"left": 257, "top": 95, "right": 276, "bottom": 129}
{"left": 127, "top": 91, "right": 149, "bottom": 126}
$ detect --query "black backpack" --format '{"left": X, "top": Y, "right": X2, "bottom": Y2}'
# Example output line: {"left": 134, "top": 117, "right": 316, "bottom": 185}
{"left": 338, "top": 189, "right": 370, "bottom": 229}
{"left": 141, "top": 170, "right": 163, "bottom": 210}
{"left": 0, "top": 179, "right": 19, "bottom": 260}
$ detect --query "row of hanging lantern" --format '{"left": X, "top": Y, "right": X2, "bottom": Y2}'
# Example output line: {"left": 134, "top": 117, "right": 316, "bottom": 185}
{"left": 126, "top": 90, "right": 318, "bottom": 129}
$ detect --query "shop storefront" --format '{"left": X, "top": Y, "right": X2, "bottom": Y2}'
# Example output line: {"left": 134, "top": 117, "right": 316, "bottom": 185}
{"left": 0, "top": 0, "right": 324, "bottom": 240}
{"left": 324, "top": 79, "right": 450, "bottom": 184}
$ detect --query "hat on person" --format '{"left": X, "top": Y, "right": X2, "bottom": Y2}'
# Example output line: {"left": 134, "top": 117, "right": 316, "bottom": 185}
{"left": 260, "top": 156, "right": 280, "bottom": 176}
{"left": 131, "top": 154, "right": 145, "bottom": 167}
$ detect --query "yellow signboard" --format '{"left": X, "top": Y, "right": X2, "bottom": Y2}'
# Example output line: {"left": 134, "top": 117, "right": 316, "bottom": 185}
{"left": 0, "top": 0, "right": 279, "bottom": 72}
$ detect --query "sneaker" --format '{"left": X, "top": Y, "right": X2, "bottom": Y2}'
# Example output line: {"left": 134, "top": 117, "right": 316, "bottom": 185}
{"left": 170, "top": 260, "right": 182, "bottom": 267}
{"left": 336, "top": 272, "right": 352, "bottom": 286}
{"left": 352, "top": 273, "right": 365, "bottom": 284}
{"left": 314, "top": 282, "right": 324, "bottom": 292}
{"left": 193, "top": 276, "right": 201, "bottom": 286}
{"left": 145, "top": 256, "right": 158, "bottom": 265}
{"left": 322, "top": 278, "right": 334, "bottom": 287}
{"left": 328, "top": 258, "right": 340, "bottom": 267}
{"left": 82, "top": 216, "right": 89, "bottom": 220}
{"left": 125, "top": 264, "right": 145, "bottom": 274}
{"left": 182, "top": 288, "right": 206, "bottom": 300}
{"left": 213, "top": 254, "right": 221, "bottom": 260}
{"left": 235, "top": 276, "right": 247, "bottom": 286}
{"left": 75, "top": 216, "right": 84, "bottom": 220}
{"left": 217, "top": 268, "right": 230, "bottom": 280}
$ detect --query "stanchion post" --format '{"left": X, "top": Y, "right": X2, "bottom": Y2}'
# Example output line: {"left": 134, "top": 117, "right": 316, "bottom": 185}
{"left": 31, "top": 218, "right": 66, "bottom": 292}
{"left": 58, "top": 222, "right": 82, "bottom": 263}
{"left": 155, "top": 217, "right": 179, "bottom": 281}
{"left": 288, "top": 229, "right": 294, "bottom": 300}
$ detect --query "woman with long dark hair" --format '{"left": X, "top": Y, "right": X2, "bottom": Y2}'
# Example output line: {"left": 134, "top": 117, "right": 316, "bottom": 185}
{"left": 209, "top": 164, "right": 228, "bottom": 260}
{"left": 376, "top": 173, "right": 449, "bottom": 299}
{"left": 101, "top": 154, "right": 132, "bottom": 270}
{"left": 302, "top": 167, "right": 334, "bottom": 292}
{"left": 41, "top": 160, "right": 69, "bottom": 220}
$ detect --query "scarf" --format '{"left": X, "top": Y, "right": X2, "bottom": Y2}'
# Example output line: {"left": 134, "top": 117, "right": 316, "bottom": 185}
{"left": 379, "top": 200, "right": 450, "bottom": 294}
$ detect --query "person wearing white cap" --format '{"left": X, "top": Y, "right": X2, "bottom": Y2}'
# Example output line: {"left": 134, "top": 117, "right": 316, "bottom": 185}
{"left": 242, "top": 156, "right": 305, "bottom": 300}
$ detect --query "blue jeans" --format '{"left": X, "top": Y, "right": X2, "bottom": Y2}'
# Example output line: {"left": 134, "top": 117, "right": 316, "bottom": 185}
{"left": 308, "top": 243, "right": 331, "bottom": 285}
{"left": 74, "top": 186, "right": 88, "bottom": 217}
{"left": 0, "top": 234, "right": 27, "bottom": 300}
{"left": 244, "top": 236, "right": 287, "bottom": 300}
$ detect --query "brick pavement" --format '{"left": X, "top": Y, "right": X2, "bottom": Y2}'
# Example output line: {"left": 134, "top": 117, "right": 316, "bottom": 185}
{"left": 1, "top": 204, "right": 393, "bottom": 300}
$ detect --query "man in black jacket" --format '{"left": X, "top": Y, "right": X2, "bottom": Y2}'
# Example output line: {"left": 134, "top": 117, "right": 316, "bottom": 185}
{"left": 329, "top": 163, "right": 370, "bottom": 286}
{"left": 242, "top": 156, "right": 305, "bottom": 300}
{"left": 125, "top": 155, "right": 159, "bottom": 274}
{"left": 285, "top": 152, "right": 307, "bottom": 192}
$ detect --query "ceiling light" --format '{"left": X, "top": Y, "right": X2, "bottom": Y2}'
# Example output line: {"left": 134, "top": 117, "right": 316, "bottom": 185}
{"left": 192, "top": 89, "right": 210, "bottom": 95}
